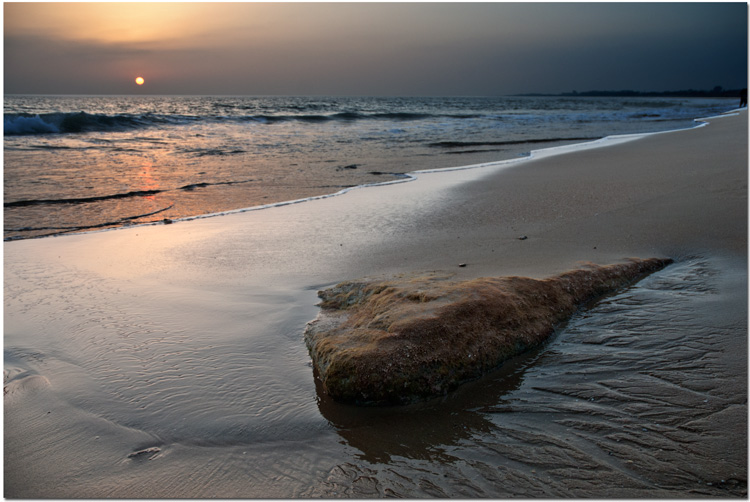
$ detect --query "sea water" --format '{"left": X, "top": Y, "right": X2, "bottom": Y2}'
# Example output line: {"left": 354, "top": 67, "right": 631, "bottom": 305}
{"left": 3, "top": 95, "right": 737, "bottom": 240}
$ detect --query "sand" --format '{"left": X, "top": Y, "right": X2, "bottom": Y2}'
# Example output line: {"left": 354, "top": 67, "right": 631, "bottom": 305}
{"left": 4, "top": 111, "right": 747, "bottom": 497}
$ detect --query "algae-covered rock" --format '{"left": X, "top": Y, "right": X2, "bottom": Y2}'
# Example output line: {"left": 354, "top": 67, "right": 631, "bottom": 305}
{"left": 305, "top": 258, "right": 672, "bottom": 405}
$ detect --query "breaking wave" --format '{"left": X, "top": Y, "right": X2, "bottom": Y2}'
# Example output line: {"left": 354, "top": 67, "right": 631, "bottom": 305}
{"left": 4, "top": 109, "right": 484, "bottom": 135}
{"left": 4, "top": 111, "right": 154, "bottom": 135}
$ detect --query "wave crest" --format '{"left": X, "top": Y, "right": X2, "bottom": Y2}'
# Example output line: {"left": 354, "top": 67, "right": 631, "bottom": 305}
{"left": 4, "top": 112, "right": 146, "bottom": 135}
{"left": 4, "top": 108, "right": 489, "bottom": 136}
{"left": 4, "top": 114, "right": 61, "bottom": 135}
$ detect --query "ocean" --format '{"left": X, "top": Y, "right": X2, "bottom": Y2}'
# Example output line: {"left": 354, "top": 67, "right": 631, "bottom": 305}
{"left": 3, "top": 95, "right": 738, "bottom": 241}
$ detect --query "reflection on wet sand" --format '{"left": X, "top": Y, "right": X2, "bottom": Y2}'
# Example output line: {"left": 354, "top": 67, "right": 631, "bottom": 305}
{"left": 307, "top": 257, "right": 747, "bottom": 498}
{"left": 314, "top": 342, "right": 537, "bottom": 464}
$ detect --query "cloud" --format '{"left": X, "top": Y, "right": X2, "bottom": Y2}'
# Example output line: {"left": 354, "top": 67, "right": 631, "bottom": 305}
{"left": 4, "top": 3, "right": 747, "bottom": 95}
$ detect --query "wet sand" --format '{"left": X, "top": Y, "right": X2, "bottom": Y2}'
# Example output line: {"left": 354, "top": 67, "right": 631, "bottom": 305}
{"left": 4, "top": 111, "right": 747, "bottom": 497}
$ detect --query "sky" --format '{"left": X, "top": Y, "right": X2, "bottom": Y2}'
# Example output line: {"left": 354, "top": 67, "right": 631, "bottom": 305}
{"left": 4, "top": 2, "right": 748, "bottom": 96}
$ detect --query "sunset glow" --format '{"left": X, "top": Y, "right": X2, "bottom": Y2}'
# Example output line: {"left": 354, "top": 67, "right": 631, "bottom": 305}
{"left": 135, "top": 77, "right": 145, "bottom": 86}
{"left": 4, "top": 2, "right": 747, "bottom": 96}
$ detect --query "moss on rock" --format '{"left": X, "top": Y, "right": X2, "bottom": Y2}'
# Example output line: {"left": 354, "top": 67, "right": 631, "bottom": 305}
{"left": 305, "top": 258, "right": 672, "bottom": 405}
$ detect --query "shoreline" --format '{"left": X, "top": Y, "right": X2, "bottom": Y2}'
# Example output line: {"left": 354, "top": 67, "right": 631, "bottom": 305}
{"left": 4, "top": 110, "right": 733, "bottom": 243}
{"left": 4, "top": 108, "right": 747, "bottom": 497}
{"left": 168, "top": 108, "right": 744, "bottom": 241}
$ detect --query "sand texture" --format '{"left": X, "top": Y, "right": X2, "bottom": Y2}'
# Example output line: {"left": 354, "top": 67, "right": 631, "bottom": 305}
{"left": 4, "top": 111, "right": 746, "bottom": 498}
{"left": 306, "top": 258, "right": 673, "bottom": 404}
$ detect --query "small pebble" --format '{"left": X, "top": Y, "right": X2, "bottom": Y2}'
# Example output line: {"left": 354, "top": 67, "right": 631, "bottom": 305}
{"left": 518, "top": 235, "right": 528, "bottom": 240}
{"left": 458, "top": 263, "right": 467, "bottom": 267}
{"left": 128, "top": 446, "right": 161, "bottom": 459}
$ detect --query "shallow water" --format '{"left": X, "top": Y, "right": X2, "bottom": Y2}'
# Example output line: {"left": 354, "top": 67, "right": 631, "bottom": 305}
{"left": 302, "top": 256, "right": 747, "bottom": 497}
{"left": 5, "top": 253, "right": 746, "bottom": 497}
{"left": 5, "top": 95, "right": 736, "bottom": 240}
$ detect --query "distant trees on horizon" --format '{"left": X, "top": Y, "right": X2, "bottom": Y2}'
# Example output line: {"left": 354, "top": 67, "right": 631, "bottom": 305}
{"left": 519, "top": 86, "right": 746, "bottom": 98}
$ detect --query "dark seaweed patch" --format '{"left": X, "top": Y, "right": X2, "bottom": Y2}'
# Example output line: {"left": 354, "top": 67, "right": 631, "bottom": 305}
{"left": 429, "top": 137, "right": 599, "bottom": 148}
{"left": 179, "top": 179, "right": 254, "bottom": 191}
{"left": 4, "top": 190, "right": 165, "bottom": 207}
{"left": 4, "top": 205, "right": 174, "bottom": 240}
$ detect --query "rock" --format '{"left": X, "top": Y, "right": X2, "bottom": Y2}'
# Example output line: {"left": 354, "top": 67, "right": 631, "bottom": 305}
{"left": 304, "top": 258, "right": 672, "bottom": 405}
{"left": 518, "top": 235, "right": 528, "bottom": 240}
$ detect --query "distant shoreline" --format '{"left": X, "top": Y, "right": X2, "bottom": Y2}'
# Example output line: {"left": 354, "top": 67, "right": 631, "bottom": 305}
{"left": 4, "top": 90, "right": 746, "bottom": 99}
{"left": 516, "top": 87, "right": 745, "bottom": 98}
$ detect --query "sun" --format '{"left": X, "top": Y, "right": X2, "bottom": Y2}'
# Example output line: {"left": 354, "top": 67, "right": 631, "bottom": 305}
{"left": 135, "top": 76, "right": 145, "bottom": 85}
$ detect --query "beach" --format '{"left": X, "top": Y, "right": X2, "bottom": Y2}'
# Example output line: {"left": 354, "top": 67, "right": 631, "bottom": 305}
{"left": 4, "top": 95, "right": 735, "bottom": 241}
{"left": 4, "top": 110, "right": 747, "bottom": 497}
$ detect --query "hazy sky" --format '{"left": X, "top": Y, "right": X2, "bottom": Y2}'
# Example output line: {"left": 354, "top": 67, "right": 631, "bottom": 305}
{"left": 4, "top": 2, "right": 748, "bottom": 96}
